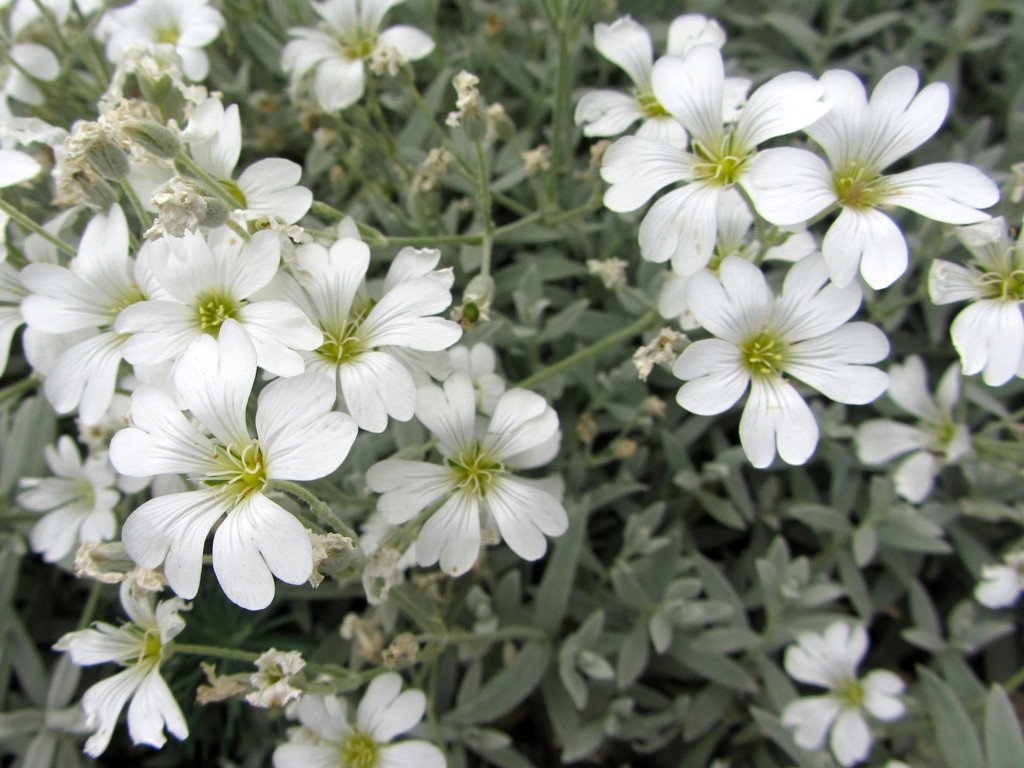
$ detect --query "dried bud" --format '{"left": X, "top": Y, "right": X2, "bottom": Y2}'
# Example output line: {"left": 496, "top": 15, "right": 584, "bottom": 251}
{"left": 247, "top": 649, "right": 306, "bottom": 708}
{"left": 446, "top": 71, "right": 487, "bottom": 142}
{"left": 309, "top": 531, "right": 356, "bottom": 588}
{"left": 73, "top": 541, "right": 136, "bottom": 583}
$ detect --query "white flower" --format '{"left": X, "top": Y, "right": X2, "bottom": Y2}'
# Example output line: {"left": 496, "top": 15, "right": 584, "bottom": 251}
{"left": 17, "top": 436, "right": 120, "bottom": 562}
{"left": 673, "top": 255, "right": 889, "bottom": 468}
{"left": 601, "top": 45, "right": 828, "bottom": 273}
{"left": 273, "top": 673, "right": 445, "bottom": 768}
{"left": 270, "top": 238, "right": 462, "bottom": 432}
{"left": 366, "top": 372, "right": 567, "bottom": 576}
{"left": 101, "top": 0, "right": 225, "bottom": 81}
{"left": 574, "top": 14, "right": 742, "bottom": 146}
{"left": 53, "top": 580, "right": 190, "bottom": 757}
{"left": 182, "top": 96, "right": 313, "bottom": 224}
{"left": 781, "top": 623, "right": 905, "bottom": 767}
{"left": 282, "top": 0, "right": 435, "bottom": 112}
{"left": 0, "top": 261, "right": 26, "bottom": 374}
{"left": 110, "top": 319, "right": 358, "bottom": 609}
{"left": 658, "top": 187, "right": 815, "bottom": 330}
{"left": 19, "top": 204, "right": 152, "bottom": 423}
{"left": 746, "top": 66, "right": 1000, "bottom": 289}
{"left": 856, "top": 356, "right": 969, "bottom": 502}
{"left": 115, "top": 227, "right": 323, "bottom": 378}
{"left": 929, "top": 217, "right": 1024, "bottom": 385}
{"left": 448, "top": 343, "right": 505, "bottom": 415}
{"left": 975, "top": 551, "right": 1024, "bottom": 609}
{"left": 1, "top": 43, "right": 60, "bottom": 114}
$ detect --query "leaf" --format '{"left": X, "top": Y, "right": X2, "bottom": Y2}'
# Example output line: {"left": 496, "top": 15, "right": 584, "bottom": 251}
{"left": 694, "top": 554, "right": 749, "bottom": 629}
{"left": 616, "top": 619, "right": 649, "bottom": 689}
{"left": 786, "top": 503, "right": 852, "bottom": 535}
{"left": 444, "top": 642, "right": 551, "bottom": 726}
{"left": 918, "top": 666, "right": 985, "bottom": 768}
{"left": 673, "top": 646, "right": 758, "bottom": 693}
{"left": 533, "top": 501, "right": 586, "bottom": 634}
{"left": 852, "top": 525, "right": 877, "bottom": 566}
{"left": 695, "top": 490, "right": 747, "bottom": 530}
{"left": 536, "top": 299, "right": 590, "bottom": 343}
{"left": 985, "top": 685, "right": 1024, "bottom": 768}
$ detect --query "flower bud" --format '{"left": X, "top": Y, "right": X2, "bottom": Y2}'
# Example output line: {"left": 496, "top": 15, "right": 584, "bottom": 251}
{"left": 84, "top": 136, "right": 130, "bottom": 181}
{"left": 122, "top": 119, "right": 181, "bottom": 159}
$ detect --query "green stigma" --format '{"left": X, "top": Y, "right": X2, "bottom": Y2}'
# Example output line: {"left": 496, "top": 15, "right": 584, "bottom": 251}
{"left": 195, "top": 289, "right": 240, "bottom": 335}
{"left": 205, "top": 440, "right": 268, "bottom": 499}
{"left": 834, "top": 677, "right": 865, "bottom": 708}
{"left": 447, "top": 442, "right": 506, "bottom": 497}
{"left": 637, "top": 91, "right": 670, "bottom": 118}
{"left": 739, "top": 330, "right": 787, "bottom": 377}
{"left": 832, "top": 162, "right": 884, "bottom": 210}
{"left": 339, "top": 731, "right": 380, "bottom": 768}
{"left": 691, "top": 134, "right": 752, "bottom": 188}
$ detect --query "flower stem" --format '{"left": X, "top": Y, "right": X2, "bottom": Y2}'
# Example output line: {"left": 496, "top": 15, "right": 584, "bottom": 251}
{"left": 268, "top": 479, "right": 360, "bottom": 545}
{"left": 516, "top": 310, "right": 661, "bottom": 389}
{"left": 118, "top": 181, "right": 147, "bottom": 247}
{"left": 0, "top": 198, "right": 77, "bottom": 258}
{"left": 0, "top": 376, "right": 39, "bottom": 407}
{"left": 474, "top": 140, "right": 495, "bottom": 278}
{"left": 76, "top": 581, "right": 104, "bottom": 630}
{"left": 174, "top": 152, "right": 241, "bottom": 211}
{"left": 172, "top": 643, "right": 261, "bottom": 664}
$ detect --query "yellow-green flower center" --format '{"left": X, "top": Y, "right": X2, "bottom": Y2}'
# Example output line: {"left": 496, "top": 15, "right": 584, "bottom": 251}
{"left": 448, "top": 442, "right": 505, "bottom": 497}
{"left": 691, "top": 134, "right": 752, "bottom": 188}
{"left": 316, "top": 301, "right": 376, "bottom": 366}
{"left": 833, "top": 162, "right": 884, "bottom": 210}
{"left": 834, "top": 677, "right": 865, "bottom": 708}
{"left": 205, "top": 440, "right": 268, "bottom": 498}
{"left": 317, "top": 320, "right": 366, "bottom": 365}
{"left": 195, "top": 289, "right": 241, "bottom": 335}
{"left": 125, "top": 627, "right": 163, "bottom": 667}
{"left": 339, "top": 731, "right": 380, "bottom": 768}
{"left": 740, "top": 330, "right": 787, "bottom": 377}
{"left": 636, "top": 91, "right": 670, "bottom": 118}
{"left": 976, "top": 267, "right": 1024, "bottom": 302}
{"left": 110, "top": 287, "right": 147, "bottom": 318}
{"left": 157, "top": 26, "right": 179, "bottom": 45}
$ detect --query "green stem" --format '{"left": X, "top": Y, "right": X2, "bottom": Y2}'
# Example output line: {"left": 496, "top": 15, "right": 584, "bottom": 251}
{"left": 119, "top": 181, "right": 149, "bottom": 245}
{"left": 1004, "top": 662, "right": 1024, "bottom": 692}
{"left": 0, "top": 198, "right": 77, "bottom": 258}
{"left": 474, "top": 141, "right": 494, "bottom": 278}
{"left": 172, "top": 643, "right": 261, "bottom": 664}
{"left": 75, "top": 581, "right": 104, "bottom": 630}
{"left": 516, "top": 310, "right": 660, "bottom": 389}
{"left": 175, "top": 153, "right": 241, "bottom": 211}
{"left": 268, "top": 479, "right": 360, "bottom": 544}
{"left": 0, "top": 376, "right": 40, "bottom": 407}
{"left": 417, "top": 626, "right": 547, "bottom": 644}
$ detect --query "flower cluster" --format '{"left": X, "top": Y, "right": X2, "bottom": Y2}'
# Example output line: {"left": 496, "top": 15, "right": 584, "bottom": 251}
{"left": 0, "top": 1, "right": 1019, "bottom": 766}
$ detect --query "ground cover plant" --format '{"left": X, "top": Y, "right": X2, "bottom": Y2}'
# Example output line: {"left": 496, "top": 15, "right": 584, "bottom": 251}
{"left": 0, "top": 0, "right": 1023, "bottom": 766}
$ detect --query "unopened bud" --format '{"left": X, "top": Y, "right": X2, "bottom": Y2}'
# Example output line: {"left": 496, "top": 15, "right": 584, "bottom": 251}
{"left": 122, "top": 119, "right": 181, "bottom": 159}
{"left": 201, "top": 196, "right": 230, "bottom": 228}
{"left": 84, "top": 136, "right": 130, "bottom": 181}
{"left": 83, "top": 177, "right": 119, "bottom": 209}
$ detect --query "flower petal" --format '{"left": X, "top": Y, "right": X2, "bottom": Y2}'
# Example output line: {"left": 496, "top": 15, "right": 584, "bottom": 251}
{"left": 884, "top": 162, "right": 998, "bottom": 224}
{"left": 745, "top": 147, "right": 836, "bottom": 226}
{"left": 485, "top": 477, "right": 568, "bottom": 561}
{"left": 315, "top": 57, "right": 365, "bottom": 111}
{"left": 673, "top": 339, "right": 749, "bottom": 415}
{"left": 258, "top": 373, "right": 357, "bottom": 479}
{"left": 950, "top": 300, "right": 1024, "bottom": 385}
{"left": 366, "top": 460, "right": 453, "bottom": 525}
{"left": 830, "top": 708, "right": 872, "bottom": 767}
{"left": 416, "top": 492, "right": 480, "bottom": 576}
{"left": 639, "top": 183, "right": 720, "bottom": 272}
{"left": 601, "top": 136, "right": 694, "bottom": 212}
{"left": 594, "top": 16, "right": 653, "bottom": 90}
{"left": 785, "top": 323, "right": 890, "bottom": 404}
{"left": 575, "top": 90, "right": 644, "bottom": 137}
{"left": 740, "top": 377, "right": 819, "bottom": 468}
{"left": 377, "top": 25, "right": 435, "bottom": 60}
